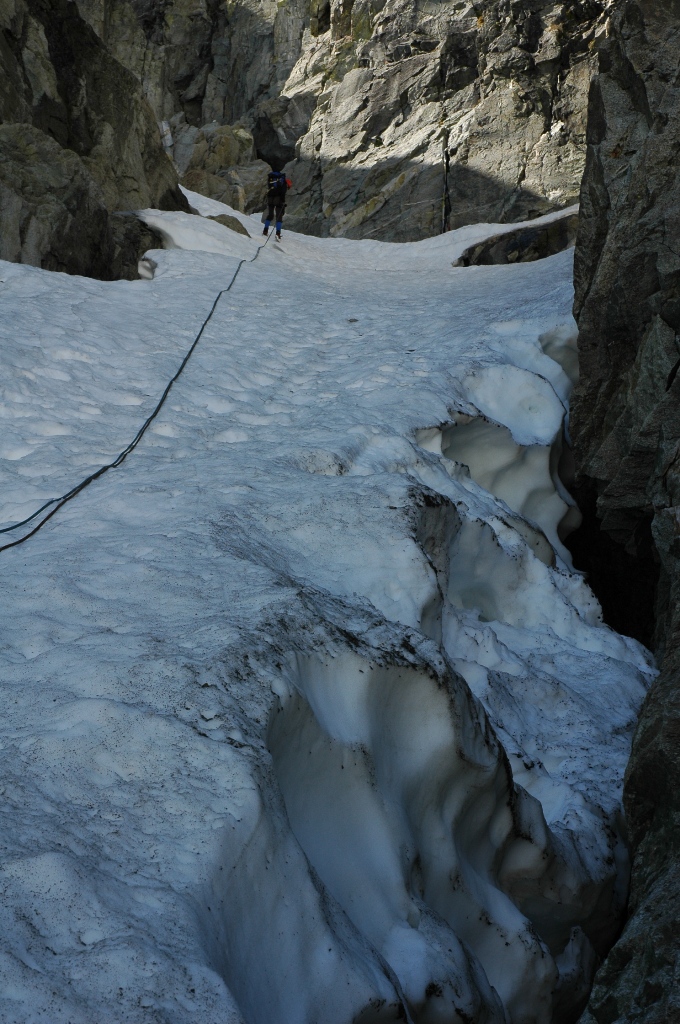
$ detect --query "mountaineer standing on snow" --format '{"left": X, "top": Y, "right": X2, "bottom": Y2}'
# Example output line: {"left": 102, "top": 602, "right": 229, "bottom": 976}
{"left": 263, "top": 169, "right": 291, "bottom": 241}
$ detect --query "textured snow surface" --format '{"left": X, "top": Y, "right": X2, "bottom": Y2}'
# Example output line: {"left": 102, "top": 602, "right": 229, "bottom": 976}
{"left": 0, "top": 198, "right": 654, "bottom": 1024}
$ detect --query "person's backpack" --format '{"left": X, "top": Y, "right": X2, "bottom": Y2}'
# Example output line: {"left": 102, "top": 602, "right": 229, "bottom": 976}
{"left": 267, "top": 171, "right": 288, "bottom": 201}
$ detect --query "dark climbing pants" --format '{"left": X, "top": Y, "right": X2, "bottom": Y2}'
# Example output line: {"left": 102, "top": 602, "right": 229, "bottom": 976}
{"left": 266, "top": 200, "right": 285, "bottom": 226}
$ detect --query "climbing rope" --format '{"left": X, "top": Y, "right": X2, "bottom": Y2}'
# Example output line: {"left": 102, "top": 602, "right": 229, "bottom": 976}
{"left": 0, "top": 231, "right": 271, "bottom": 554}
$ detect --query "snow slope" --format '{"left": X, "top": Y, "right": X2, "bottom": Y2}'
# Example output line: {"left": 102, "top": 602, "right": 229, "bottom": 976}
{"left": 0, "top": 199, "right": 654, "bottom": 1024}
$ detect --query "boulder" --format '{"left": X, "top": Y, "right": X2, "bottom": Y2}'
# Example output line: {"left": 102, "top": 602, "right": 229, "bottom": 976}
{"left": 170, "top": 119, "right": 269, "bottom": 214}
{"left": 208, "top": 213, "right": 250, "bottom": 237}
{"left": 454, "top": 211, "right": 579, "bottom": 266}
{"left": 181, "top": 168, "right": 242, "bottom": 210}
{"left": 183, "top": 122, "right": 255, "bottom": 177}
{"left": 227, "top": 159, "right": 270, "bottom": 214}
{"left": 180, "top": 159, "right": 268, "bottom": 214}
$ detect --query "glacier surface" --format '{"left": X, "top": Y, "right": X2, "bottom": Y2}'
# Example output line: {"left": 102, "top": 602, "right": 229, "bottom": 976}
{"left": 0, "top": 197, "right": 654, "bottom": 1024}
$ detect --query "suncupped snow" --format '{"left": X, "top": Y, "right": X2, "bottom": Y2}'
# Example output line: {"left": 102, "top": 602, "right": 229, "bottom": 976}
{"left": 0, "top": 194, "right": 655, "bottom": 1024}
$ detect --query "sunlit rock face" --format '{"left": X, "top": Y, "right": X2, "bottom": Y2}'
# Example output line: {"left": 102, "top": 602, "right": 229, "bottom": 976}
{"left": 281, "top": 0, "right": 606, "bottom": 240}
{"left": 71, "top": 0, "right": 607, "bottom": 241}
{"left": 569, "top": 1, "right": 680, "bottom": 1020}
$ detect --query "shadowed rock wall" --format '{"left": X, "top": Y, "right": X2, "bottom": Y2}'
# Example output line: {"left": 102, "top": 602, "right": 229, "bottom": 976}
{"left": 0, "top": 0, "right": 186, "bottom": 278}
{"left": 571, "top": 2, "right": 680, "bottom": 1020}
{"left": 71, "top": 0, "right": 310, "bottom": 126}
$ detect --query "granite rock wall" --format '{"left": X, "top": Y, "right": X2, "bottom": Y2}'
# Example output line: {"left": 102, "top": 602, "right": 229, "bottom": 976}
{"left": 282, "top": 0, "right": 608, "bottom": 239}
{"left": 70, "top": 0, "right": 611, "bottom": 241}
{"left": 570, "top": 2, "right": 680, "bottom": 1020}
{"left": 0, "top": 0, "right": 186, "bottom": 278}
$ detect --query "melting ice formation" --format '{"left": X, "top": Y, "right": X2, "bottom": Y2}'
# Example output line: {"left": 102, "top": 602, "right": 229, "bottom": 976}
{"left": 0, "top": 197, "right": 655, "bottom": 1024}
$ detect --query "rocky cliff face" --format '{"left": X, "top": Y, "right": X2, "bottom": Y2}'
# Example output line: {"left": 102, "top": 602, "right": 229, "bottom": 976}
{"left": 0, "top": 0, "right": 187, "bottom": 278}
{"left": 72, "top": 0, "right": 609, "bottom": 241}
{"left": 570, "top": 1, "right": 680, "bottom": 1020}
{"left": 282, "top": 0, "right": 606, "bottom": 239}
{"left": 72, "top": 0, "right": 309, "bottom": 127}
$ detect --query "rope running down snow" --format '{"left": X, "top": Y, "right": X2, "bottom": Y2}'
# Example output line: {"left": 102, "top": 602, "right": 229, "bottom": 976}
{"left": 0, "top": 231, "right": 272, "bottom": 553}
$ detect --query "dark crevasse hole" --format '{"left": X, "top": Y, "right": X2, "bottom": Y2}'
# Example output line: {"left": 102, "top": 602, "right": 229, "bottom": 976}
{"left": 563, "top": 480, "right": 659, "bottom": 649}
